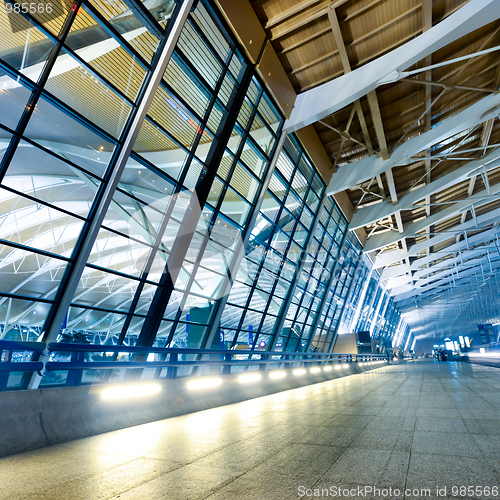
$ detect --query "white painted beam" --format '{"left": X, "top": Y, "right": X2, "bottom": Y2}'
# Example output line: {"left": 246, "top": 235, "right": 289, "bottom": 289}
{"left": 350, "top": 147, "right": 500, "bottom": 230}
{"left": 366, "top": 176, "right": 500, "bottom": 253}
{"left": 393, "top": 254, "right": 500, "bottom": 301}
{"left": 329, "top": 92, "right": 500, "bottom": 197}
{"left": 373, "top": 206, "right": 500, "bottom": 268}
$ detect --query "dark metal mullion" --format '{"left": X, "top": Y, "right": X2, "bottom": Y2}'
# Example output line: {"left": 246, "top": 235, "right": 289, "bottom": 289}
{"left": 85, "top": 261, "right": 156, "bottom": 285}
{"left": 229, "top": 251, "right": 269, "bottom": 346}
{"left": 169, "top": 230, "right": 219, "bottom": 330}
{"left": 118, "top": 145, "right": 203, "bottom": 339}
{"left": 290, "top": 233, "right": 324, "bottom": 327}
{"left": 116, "top": 188, "right": 185, "bottom": 345}
{"left": 154, "top": 47, "right": 233, "bottom": 192}
{"left": 135, "top": 63, "right": 255, "bottom": 348}
{"left": 68, "top": 301, "right": 147, "bottom": 317}
{"left": 0, "top": 184, "right": 87, "bottom": 223}
{"left": 207, "top": 83, "right": 263, "bottom": 221}
{"left": 234, "top": 228, "right": 287, "bottom": 346}
{"left": 300, "top": 233, "right": 335, "bottom": 327}
{"left": 0, "top": 0, "right": 85, "bottom": 183}
{"left": 114, "top": 80, "right": 225, "bottom": 346}
{"left": 245, "top": 217, "right": 295, "bottom": 347}
{"left": 0, "top": 238, "right": 73, "bottom": 262}
{"left": 212, "top": 135, "right": 288, "bottom": 350}
{"left": 292, "top": 271, "right": 321, "bottom": 337}
{"left": 154, "top": 50, "right": 237, "bottom": 345}
{"left": 0, "top": 292, "right": 54, "bottom": 304}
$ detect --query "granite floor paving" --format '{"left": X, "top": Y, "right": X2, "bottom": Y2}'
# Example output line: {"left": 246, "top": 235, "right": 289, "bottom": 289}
{"left": 2, "top": 359, "right": 500, "bottom": 500}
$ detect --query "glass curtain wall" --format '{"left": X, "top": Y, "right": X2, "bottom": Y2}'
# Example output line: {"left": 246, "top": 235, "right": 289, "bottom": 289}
{"left": 313, "top": 231, "right": 361, "bottom": 351}
{"left": 338, "top": 256, "right": 369, "bottom": 333}
{"left": 0, "top": 0, "right": 175, "bottom": 341}
{"left": 222, "top": 134, "right": 326, "bottom": 351}
{"left": 354, "top": 274, "right": 379, "bottom": 333}
{"left": 280, "top": 193, "right": 348, "bottom": 352}
{"left": 63, "top": 0, "right": 283, "bottom": 348}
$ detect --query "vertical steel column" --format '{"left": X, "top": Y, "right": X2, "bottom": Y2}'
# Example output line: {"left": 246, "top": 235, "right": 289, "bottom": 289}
{"left": 27, "top": 0, "right": 194, "bottom": 389}
{"left": 349, "top": 255, "right": 373, "bottom": 331}
{"left": 202, "top": 132, "right": 288, "bottom": 349}
{"left": 392, "top": 315, "right": 404, "bottom": 348}
{"left": 304, "top": 224, "right": 350, "bottom": 352}
{"left": 359, "top": 278, "right": 378, "bottom": 332}
{"left": 326, "top": 255, "right": 362, "bottom": 352}
{"left": 369, "top": 286, "right": 385, "bottom": 337}
{"left": 379, "top": 298, "right": 393, "bottom": 346}
{"left": 375, "top": 292, "right": 390, "bottom": 347}
{"left": 269, "top": 193, "right": 329, "bottom": 351}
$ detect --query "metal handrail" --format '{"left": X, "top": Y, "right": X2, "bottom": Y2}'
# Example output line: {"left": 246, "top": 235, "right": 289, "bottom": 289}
{"left": 46, "top": 343, "right": 352, "bottom": 358}
{"left": 0, "top": 340, "right": 387, "bottom": 391}
{"left": 0, "top": 340, "right": 46, "bottom": 352}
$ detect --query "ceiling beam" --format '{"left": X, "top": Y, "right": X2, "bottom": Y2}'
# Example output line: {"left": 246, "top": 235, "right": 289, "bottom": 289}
{"left": 265, "top": 0, "right": 322, "bottom": 29}
{"left": 270, "top": 0, "right": 349, "bottom": 40}
{"left": 393, "top": 256, "right": 500, "bottom": 301}
{"left": 284, "top": 0, "right": 500, "bottom": 133}
{"left": 399, "top": 77, "right": 499, "bottom": 94}
{"left": 372, "top": 205, "right": 500, "bottom": 268}
{"left": 349, "top": 138, "right": 500, "bottom": 230}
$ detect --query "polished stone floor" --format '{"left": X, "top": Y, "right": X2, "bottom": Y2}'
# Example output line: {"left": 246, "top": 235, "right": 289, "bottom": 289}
{"left": 2, "top": 359, "right": 500, "bottom": 500}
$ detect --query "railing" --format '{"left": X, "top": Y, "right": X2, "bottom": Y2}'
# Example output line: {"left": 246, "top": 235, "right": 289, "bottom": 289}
{"left": 0, "top": 340, "right": 388, "bottom": 391}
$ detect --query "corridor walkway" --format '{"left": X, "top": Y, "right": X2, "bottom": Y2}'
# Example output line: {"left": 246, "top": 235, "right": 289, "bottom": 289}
{"left": 2, "top": 359, "right": 500, "bottom": 500}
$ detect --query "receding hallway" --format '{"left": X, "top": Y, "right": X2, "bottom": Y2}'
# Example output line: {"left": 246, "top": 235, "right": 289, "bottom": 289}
{"left": 2, "top": 360, "right": 500, "bottom": 500}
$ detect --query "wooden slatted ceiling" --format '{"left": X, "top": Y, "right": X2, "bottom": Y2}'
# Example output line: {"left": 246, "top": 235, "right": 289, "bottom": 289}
{"left": 254, "top": 0, "right": 469, "bottom": 92}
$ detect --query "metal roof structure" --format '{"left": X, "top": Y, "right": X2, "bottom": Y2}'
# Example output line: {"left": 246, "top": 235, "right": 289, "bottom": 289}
{"left": 249, "top": 0, "right": 500, "bottom": 340}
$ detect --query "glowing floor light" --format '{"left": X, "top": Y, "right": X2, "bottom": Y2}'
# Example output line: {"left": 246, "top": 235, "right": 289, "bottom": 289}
{"left": 293, "top": 368, "right": 306, "bottom": 376}
{"left": 101, "top": 383, "right": 161, "bottom": 401}
{"left": 269, "top": 371, "right": 287, "bottom": 379}
{"left": 238, "top": 373, "right": 262, "bottom": 383}
{"left": 342, "top": 364, "right": 349, "bottom": 369}
{"left": 324, "top": 366, "right": 333, "bottom": 371}
{"left": 334, "top": 365, "right": 341, "bottom": 370}
{"left": 186, "top": 377, "right": 222, "bottom": 390}
{"left": 310, "top": 367, "right": 321, "bottom": 373}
